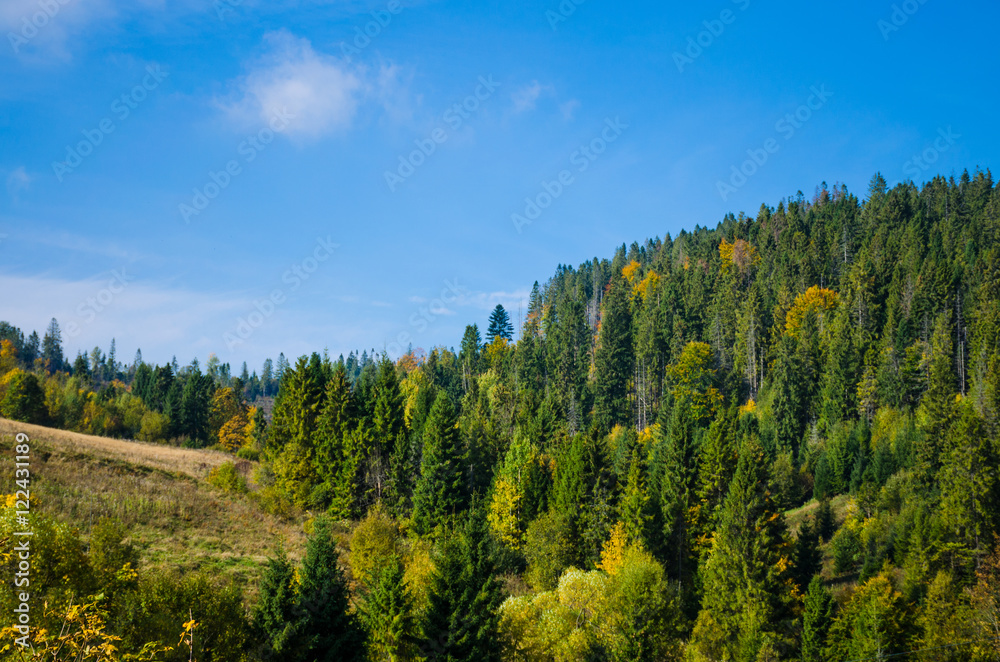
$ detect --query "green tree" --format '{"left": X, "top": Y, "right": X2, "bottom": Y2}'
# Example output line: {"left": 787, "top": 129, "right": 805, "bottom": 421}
{"left": 690, "top": 440, "right": 796, "bottom": 661}
{"left": 420, "top": 505, "right": 503, "bottom": 662}
{"left": 826, "top": 571, "right": 908, "bottom": 661}
{"left": 801, "top": 575, "right": 833, "bottom": 662}
{"left": 793, "top": 517, "right": 822, "bottom": 593}
{"left": 252, "top": 552, "right": 299, "bottom": 657}
{"left": 0, "top": 369, "right": 46, "bottom": 423}
{"left": 364, "top": 556, "right": 417, "bottom": 662}
{"left": 41, "top": 317, "right": 64, "bottom": 373}
{"left": 296, "top": 516, "right": 366, "bottom": 661}
{"left": 594, "top": 271, "right": 634, "bottom": 431}
{"left": 412, "top": 392, "right": 467, "bottom": 536}
{"left": 485, "top": 304, "right": 514, "bottom": 344}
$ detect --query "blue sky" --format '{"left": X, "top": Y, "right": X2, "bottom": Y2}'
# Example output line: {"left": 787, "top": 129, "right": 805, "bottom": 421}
{"left": 1, "top": 0, "right": 997, "bottom": 372}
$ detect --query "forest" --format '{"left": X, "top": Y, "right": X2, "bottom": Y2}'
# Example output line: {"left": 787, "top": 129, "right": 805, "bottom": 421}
{"left": 2, "top": 170, "right": 1000, "bottom": 661}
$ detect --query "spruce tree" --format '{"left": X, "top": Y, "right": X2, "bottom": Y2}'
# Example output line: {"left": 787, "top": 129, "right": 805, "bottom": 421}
{"left": 593, "top": 271, "right": 633, "bottom": 431}
{"left": 619, "top": 449, "right": 653, "bottom": 548}
{"left": 363, "top": 556, "right": 417, "bottom": 661}
{"left": 691, "top": 440, "right": 796, "bottom": 661}
{"left": 485, "top": 304, "right": 513, "bottom": 344}
{"left": 253, "top": 552, "right": 299, "bottom": 656}
{"left": 649, "top": 398, "right": 699, "bottom": 581}
{"left": 41, "top": 317, "right": 64, "bottom": 373}
{"left": 793, "top": 518, "right": 822, "bottom": 593}
{"left": 420, "top": 505, "right": 503, "bottom": 662}
{"left": 801, "top": 575, "right": 833, "bottom": 662}
{"left": 412, "top": 392, "right": 467, "bottom": 536}
{"left": 296, "top": 516, "right": 366, "bottom": 661}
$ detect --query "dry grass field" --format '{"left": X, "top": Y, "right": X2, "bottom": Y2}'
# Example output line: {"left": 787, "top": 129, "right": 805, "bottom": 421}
{"left": 0, "top": 417, "right": 308, "bottom": 587}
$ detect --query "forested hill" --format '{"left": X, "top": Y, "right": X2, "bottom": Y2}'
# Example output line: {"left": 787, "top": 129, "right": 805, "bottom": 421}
{"left": 2, "top": 169, "right": 1000, "bottom": 661}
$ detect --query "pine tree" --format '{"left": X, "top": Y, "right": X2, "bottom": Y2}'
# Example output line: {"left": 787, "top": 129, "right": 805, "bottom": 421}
{"left": 594, "top": 271, "right": 634, "bottom": 431}
{"left": 386, "top": 430, "right": 413, "bottom": 518}
{"left": 694, "top": 405, "right": 737, "bottom": 539}
{"left": 296, "top": 516, "right": 366, "bottom": 661}
{"left": 793, "top": 518, "right": 822, "bottom": 593}
{"left": 315, "top": 365, "right": 360, "bottom": 513}
{"left": 649, "top": 398, "right": 699, "bottom": 581}
{"left": 420, "top": 505, "right": 503, "bottom": 662}
{"left": 253, "top": 552, "right": 299, "bottom": 656}
{"left": 363, "top": 556, "right": 417, "bottom": 662}
{"left": 41, "top": 317, "right": 64, "bottom": 373}
{"left": 271, "top": 355, "right": 328, "bottom": 505}
{"left": 691, "top": 440, "right": 796, "bottom": 661}
{"left": 619, "top": 449, "right": 652, "bottom": 548}
{"left": 801, "top": 575, "right": 833, "bottom": 662}
{"left": 412, "top": 392, "right": 467, "bottom": 536}
{"left": 369, "top": 357, "right": 405, "bottom": 502}
{"left": 460, "top": 325, "right": 482, "bottom": 392}
{"left": 180, "top": 372, "right": 212, "bottom": 445}
{"left": 485, "top": 305, "right": 513, "bottom": 344}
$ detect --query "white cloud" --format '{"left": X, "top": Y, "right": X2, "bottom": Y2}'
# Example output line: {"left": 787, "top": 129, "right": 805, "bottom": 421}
{"left": 221, "top": 30, "right": 364, "bottom": 139}
{"left": 511, "top": 80, "right": 554, "bottom": 114}
{"left": 1, "top": 0, "right": 115, "bottom": 61}
{"left": 6, "top": 167, "right": 31, "bottom": 200}
{"left": 560, "top": 99, "right": 580, "bottom": 121}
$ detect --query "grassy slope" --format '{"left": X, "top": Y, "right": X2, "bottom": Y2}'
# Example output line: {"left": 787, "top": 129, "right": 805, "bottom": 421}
{"left": 0, "top": 418, "right": 307, "bottom": 587}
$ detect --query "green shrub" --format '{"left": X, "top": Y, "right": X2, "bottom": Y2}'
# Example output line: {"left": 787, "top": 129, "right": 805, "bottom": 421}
{"left": 207, "top": 461, "right": 248, "bottom": 494}
{"left": 524, "top": 510, "right": 573, "bottom": 591}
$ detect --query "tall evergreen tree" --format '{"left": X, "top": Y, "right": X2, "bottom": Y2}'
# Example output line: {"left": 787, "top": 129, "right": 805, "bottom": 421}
{"left": 420, "top": 505, "right": 503, "bottom": 662}
{"left": 690, "top": 440, "right": 796, "bottom": 661}
{"left": 801, "top": 575, "right": 834, "bottom": 662}
{"left": 253, "top": 552, "right": 299, "bottom": 656}
{"left": 485, "top": 305, "right": 514, "bottom": 344}
{"left": 363, "top": 556, "right": 417, "bottom": 662}
{"left": 296, "top": 516, "right": 366, "bottom": 661}
{"left": 41, "top": 317, "right": 64, "bottom": 373}
{"left": 412, "top": 392, "right": 467, "bottom": 536}
{"left": 593, "top": 271, "right": 634, "bottom": 431}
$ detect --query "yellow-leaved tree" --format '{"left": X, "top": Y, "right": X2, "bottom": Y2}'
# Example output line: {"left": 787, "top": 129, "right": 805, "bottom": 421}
{"left": 785, "top": 285, "right": 839, "bottom": 337}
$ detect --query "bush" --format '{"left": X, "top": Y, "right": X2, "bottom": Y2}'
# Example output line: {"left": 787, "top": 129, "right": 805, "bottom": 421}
{"left": 115, "top": 570, "right": 251, "bottom": 662}
{"left": 236, "top": 445, "right": 259, "bottom": 461}
{"left": 138, "top": 410, "right": 171, "bottom": 442}
{"left": 207, "top": 461, "right": 248, "bottom": 494}
{"left": 89, "top": 516, "right": 140, "bottom": 588}
{"left": 253, "top": 486, "right": 295, "bottom": 520}
{"left": 832, "top": 525, "right": 862, "bottom": 575}
{"left": 524, "top": 510, "right": 573, "bottom": 591}
{"left": 0, "top": 369, "right": 46, "bottom": 424}
{"left": 349, "top": 504, "right": 400, "bottom": 589}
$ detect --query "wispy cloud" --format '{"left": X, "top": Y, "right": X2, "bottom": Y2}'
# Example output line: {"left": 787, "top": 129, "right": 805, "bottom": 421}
{"left": 17, "top": 228, "right": 149, "bottom": 262}
{"left": 220, "top": 30, "right": 365, "bottom": 139}
{"left": 559, "top": 98, "right": 580, "bottom": 121}
{"left": 511, "top": 80, "right": 554, "bottom": 114}
{"left": 5, "top": 167, "right": 31, "bottom": 200}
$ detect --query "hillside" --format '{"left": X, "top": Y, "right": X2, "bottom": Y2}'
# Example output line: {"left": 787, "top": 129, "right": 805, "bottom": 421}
{"left": 0, "top": 418, "right": 306, "bottom": 586}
